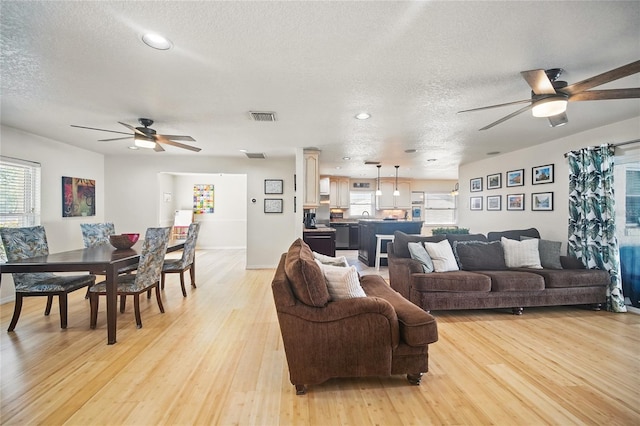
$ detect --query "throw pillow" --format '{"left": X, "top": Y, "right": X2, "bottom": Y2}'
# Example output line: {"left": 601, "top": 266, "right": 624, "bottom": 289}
{"left": 423, "top": 240, "right": 459, "bottom": 272}
{"left": 313, "top": 251, "right": 349, "bottom": 267}
{"left": 408, "top": 242, "right": 434, "bottom": 273}
{"left": 521, "top": 236, "right": 563, "bottom": 269}
{"left": 393, "top": 231, "right": 446, "bottom": 258}
{"left": 315, "top": 260, "right": 367, "bottom": 300}
{"left": 453, "top": 241, "right": 507, "bottom": 271}
{"left": 501, "top": 237, "right": 543, "bottom": 269}
{"left": 284, "top": 238, "right": 331, "bottom": 307}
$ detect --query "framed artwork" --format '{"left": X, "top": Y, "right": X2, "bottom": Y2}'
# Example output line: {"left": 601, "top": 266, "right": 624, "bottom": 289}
{"left": 62, "top": 176, "right": 96, "bottom": 217}
{"left": 506, "top": 193, "right": 525, "bottom": 211}
{"left": 486, "top": 195, "right": 502, "bottom": 211}
{"left": 193, "top": 184, "right": 214, "bottom": 214}
{"left": 532, "top": 164, "right": 554, "bottom": 185}
{"left": 470, "top": 177, "right": 483, "bottom": 192}
{"left": 470, "top": 196, "right": 483, "bottom": 210}
{"left": 264, "top": 198, "right": 283, "bottom": 213}
{"left": 487, "top": 173, "right": 502, "bottom": 190}
{"left": 532, "top": 192, "right": 554, "bottom": 211}
{"left": 264, "top": 179, "right": 284, "bottom": 194}
{"left": 506, "top": 169, "right": 524, "bottom": 187}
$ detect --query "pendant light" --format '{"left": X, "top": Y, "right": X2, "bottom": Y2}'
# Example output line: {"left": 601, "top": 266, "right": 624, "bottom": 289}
{"left": 375, "top": 165, "right": 382, "bottom": 196}
{"left": 393, "top": 165, "right": 400, "bottom": 196}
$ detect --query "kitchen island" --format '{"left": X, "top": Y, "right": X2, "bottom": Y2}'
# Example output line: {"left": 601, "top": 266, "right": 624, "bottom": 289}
{"left": 358, "top": 220, "right": 423, "bottom": 267}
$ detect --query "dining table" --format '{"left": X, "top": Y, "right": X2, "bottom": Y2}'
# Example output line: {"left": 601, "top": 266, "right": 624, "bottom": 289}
{"left": 0, "top": 238, "right": 185, "bottom": 345}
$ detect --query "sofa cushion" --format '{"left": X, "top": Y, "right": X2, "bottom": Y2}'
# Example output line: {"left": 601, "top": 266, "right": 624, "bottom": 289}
{"left": 393, "top": 231, "right": 446, "bottom": 258}
{"left": 446, "top": 233, "right": 488, "bottom": 247}
{"left": 453, "top": 240, "right": 507, "bottom": 271}
{"left": 520, "top": 268, "right": 610, "bottom": 288}
{"left": 487, "top": 228, "right": 540, "bottom": 242}
{"left": 423, "top": 240, "right": 459, "bottom": 272}
{"left": 501, "top": 237, "right": 543, "bottom": 269}
{"left": 475, "top": 270, "right": 545, "bottom": 291}
{"left": 521, "top": 236, "right": 563, "bottom": 269}
{"left": 284, "top": 239, "right": 330, "bottom": 307}
{"left": 315, "top": 261, "right": 366, "bottom": 300}
{"left": 408, "top": 242, "right": 434, "bottom": 273}
{"left": 411, "top": 271, "right": 491, "bottom": 292}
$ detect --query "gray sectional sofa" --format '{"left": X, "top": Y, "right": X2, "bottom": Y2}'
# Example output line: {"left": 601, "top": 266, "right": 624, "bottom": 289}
{"left": 387, "top": 228, "right": 609, "bottom": 314}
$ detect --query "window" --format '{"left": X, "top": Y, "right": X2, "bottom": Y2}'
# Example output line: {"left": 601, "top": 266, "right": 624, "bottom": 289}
{"left": 0, "top": 156, "right": 41, "bottom": 228}
{"left": 625, "top": 167, "right": 640, "bottom": 227}
{"left": 349, "top": 191, "right": 374, "bottom": 216}
{"left": 424, "top": 193, "right": 457, "bottom": 225}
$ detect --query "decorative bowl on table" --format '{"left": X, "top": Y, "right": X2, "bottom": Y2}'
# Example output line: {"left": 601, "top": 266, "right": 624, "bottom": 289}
{"left": 109, "top": 233, "right": 140, "bottom": 250}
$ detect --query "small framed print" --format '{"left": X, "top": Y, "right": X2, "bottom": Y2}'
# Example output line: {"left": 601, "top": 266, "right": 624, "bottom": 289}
{"left": 264, "top": 198, "right": 283, "bottom": 213}
{"left": 532, "top": 164, "right": 554, "bottom": 185}
{"left": 264, "top": 179, "right": 284, "bottom": 194}
{"left": 506, "top": 193, "right": 525, "bottom": 211}
{"left": 486, "top": 195, "right": 502, "bottom": 211}
{"left": 470, "top": 177, "right": 483, "bottom": 192}
{"left": 506, "top": 169, "right": 524, "bottom": 187}
{"left": 532, "top": 192, "right": 553, "bottom": 211}
{"left": 487, "top": 173, "right": 502, "bottom": 190}
{"left": 470, "top": 196, "right": 483, "bottom": 210}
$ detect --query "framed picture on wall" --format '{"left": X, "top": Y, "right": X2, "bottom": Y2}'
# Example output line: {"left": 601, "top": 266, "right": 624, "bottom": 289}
{"left": 264, "top": 179, "right": 284, "bottom": 194}
{"left": 506, "top": 169, "right": 524, "bottom": 187}
{"left": 532, "top": 192, "right": 554, "bottom": 211}
{"left": 264, "top": 198, "right": 283, "bottom": 213}
{"left": 506, "top": 193, "right": 525, "bottom": 211}
{"left": 487, "top": 173, "right": 502, "bottom": 190}
{"left": 532, "top": 164, "right": 554, "bottom": 185}
{"left": 486, "top": 195, "right": 501, "bottom": 211}
{"left": 470, "top": 177, "right": 483, "bottom": 192}
{"left": 470, "top": 196, "right": 483, "bottom": 210}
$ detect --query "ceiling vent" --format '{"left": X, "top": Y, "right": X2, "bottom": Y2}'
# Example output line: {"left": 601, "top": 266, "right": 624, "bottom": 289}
{"left": 364, "top": 160, "right": 380, "bottom": 165}
{"left": 249, "top": 111, "right": 277, "bottom": 122}
{"left": 244, "top": 152, "right": 266, "bottom": 159}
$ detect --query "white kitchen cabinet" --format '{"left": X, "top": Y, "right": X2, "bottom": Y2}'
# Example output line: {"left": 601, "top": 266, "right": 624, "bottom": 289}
{"left": 303, "top": 150, "right": 320, "bottom": 208}
{"left": 329, "top": 177, "right": 350, "bottom": 208}
{"left": 376, "top": 180, "right": 411, "bottom": 209}
{"left": 319, "top": 177, "right": 330, "bottom": 195}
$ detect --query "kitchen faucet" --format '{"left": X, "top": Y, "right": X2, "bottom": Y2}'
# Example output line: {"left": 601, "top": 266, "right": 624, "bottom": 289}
{"left": 362, "top": 211, "right": 370, "bottom": 216}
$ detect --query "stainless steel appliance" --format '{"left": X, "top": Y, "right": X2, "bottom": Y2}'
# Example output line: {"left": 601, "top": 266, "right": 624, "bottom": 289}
{"left": 304, "top": 212, "right": 316, "bottom": 229}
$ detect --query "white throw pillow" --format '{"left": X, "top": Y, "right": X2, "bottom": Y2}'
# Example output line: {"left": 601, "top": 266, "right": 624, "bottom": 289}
{"left": 408, "top": 242, "right": 434, "bottom": 273}
{"left": 423, "top": 240, "right": 459, "bottom": 272}
{"left": 501, "top": 237, "right": 543, "bottom": 269}
{"left": 315, "top": 260, "right": 366, "bottom": 300}
{"left": 313, "top": 251, "right": 349, "bottom": 267}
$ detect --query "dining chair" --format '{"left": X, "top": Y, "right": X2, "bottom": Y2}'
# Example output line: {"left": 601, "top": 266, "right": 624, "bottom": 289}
{"left": 80, "top": 222, "right": 115, "bottom": 247}
{"left": 0, "top": 226, "right": 96, "bottom": 331}
{"left": 161, "top": 222, "right": 201, "bottom": 297}
{"left": 89, "top": 227, "right": 170, "bottom": 329}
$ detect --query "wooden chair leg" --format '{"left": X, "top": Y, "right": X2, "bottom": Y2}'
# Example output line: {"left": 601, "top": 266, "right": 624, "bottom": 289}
{"left": 155, "top": 284, "right": 165, "bottom": 313}
{"left": 44, "top": 295, "right": 54, "bottom": 316}
{"left": 161, "top": 273, "right": 166, "bottom": 290}
{"left": 179, "top": 272, "right": 187, "bottom": 297}
{"left": 120, "top": 295, "right": 126, "bottom": 313}
{"left": 90, "top": 293, "right": 98, "bottom": 329}
{"left": 190, "top": 262, "right": 196, "bottom": 288}
{"left": 59, "top": 294, "right": 68, "bottom": 329}
{"left": 134, "top": 294, "right": 142, "bottom": 329}
{"left": 147, "top": 288, "right": 152, "bottom": 299}
{"left": 8, "top": 294, "right": 24, "bottom": 332}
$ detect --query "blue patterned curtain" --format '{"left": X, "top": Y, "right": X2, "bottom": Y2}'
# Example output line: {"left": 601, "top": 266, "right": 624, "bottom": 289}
{"left": 567, "top": 144, "right": 626, "bottom": 312}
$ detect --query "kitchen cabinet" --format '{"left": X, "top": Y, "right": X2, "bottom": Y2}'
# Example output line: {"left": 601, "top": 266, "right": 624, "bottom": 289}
{"left": 303, "top": 229, "right": 336, "bottom": 257}
{"left": 329, "top": 177, "right": 350, "bottom": 208}
{"left": 376, "top": 180, "right": 411, "bottom": 209}
{"left": 319, "top": 177, "right": 330, "bottom": 195}
{"left": 303, "top": 150, "right": 320, "bottom": 208}
{"left": 358, "top": 220, "right": 422, "bottom": 267}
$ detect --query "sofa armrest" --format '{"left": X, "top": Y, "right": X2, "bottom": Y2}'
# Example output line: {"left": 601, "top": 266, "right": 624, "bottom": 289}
{"left": 560, "top": 255, "right": 586, "bottom": 269}
{"left": 388, "top": 253, "right": 424, "bottom": 299}
{"left": 277, "top": 296, "right": 397, "bottom": 325}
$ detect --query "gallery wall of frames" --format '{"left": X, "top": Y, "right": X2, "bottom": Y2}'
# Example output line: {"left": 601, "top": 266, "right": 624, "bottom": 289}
{"left": 469, "top": 164, "right": 555, "bottom": 212}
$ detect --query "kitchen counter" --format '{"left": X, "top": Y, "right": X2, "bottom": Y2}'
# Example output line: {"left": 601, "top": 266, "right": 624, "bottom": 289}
{"left": 303, "top": 226, "right": 336, "bottom": 233}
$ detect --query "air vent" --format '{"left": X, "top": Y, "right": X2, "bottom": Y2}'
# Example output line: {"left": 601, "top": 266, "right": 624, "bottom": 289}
{"left": 245, "top": 152, "right": 266, "bottom": 159}
{"left": 364, "top": 160, "right": 380, "bottom": 165}
{"left": 249, "top": 111, "right": 277, "bottom": 122}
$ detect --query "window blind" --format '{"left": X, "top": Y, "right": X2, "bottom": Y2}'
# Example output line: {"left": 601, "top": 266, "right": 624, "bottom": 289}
{"left": 0, "top": 156, "right": 41, "bottom": 228}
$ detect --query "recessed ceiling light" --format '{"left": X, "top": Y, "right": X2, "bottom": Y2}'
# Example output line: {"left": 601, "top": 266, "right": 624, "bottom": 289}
{"left": 128, "top": 146, "right": 139, "bottom": 150}
{"left": 142, "top": 33, "right": 173, "bottom": 50}
{"left": 487, "top": 151, "right": 501, "bottom": 155}
{"left": 355, "top": 112, "right": 371, "bottom": 120}
{"left": 239, "top": 149, "right": 248, "bottom": 153}
{"left": 342, "top": 156, "right": 351, "bottom": 160}
{"left": 404, "top": 149, "right": 417, "bottom": 153}
{"left": 426, "top": 158, "right": 437, "bottom": 162}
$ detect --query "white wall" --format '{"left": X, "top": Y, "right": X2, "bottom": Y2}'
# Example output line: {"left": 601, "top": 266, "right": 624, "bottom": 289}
{"left": 458, "top": 118, "right": 640, "bottom": 250}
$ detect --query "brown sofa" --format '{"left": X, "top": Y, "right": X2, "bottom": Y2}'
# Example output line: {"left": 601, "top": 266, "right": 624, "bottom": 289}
{"left": 388, "top": 229, "right": 609, "bottom": 314}
{"left": 271, "top": 239, "right": 438, "bottom": 394}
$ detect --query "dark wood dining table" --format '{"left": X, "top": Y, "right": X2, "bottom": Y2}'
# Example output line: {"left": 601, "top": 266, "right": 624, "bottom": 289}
{"left": 0, "top": 239, "right": 185, "bottom": 344}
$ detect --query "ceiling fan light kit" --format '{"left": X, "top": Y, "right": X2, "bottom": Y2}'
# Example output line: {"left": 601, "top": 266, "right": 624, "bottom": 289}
{"left": 531, "top": 96, "right": 568, "bottom": 117}
{"left": 134, "top": 135, "right": 157, "bottom": 149}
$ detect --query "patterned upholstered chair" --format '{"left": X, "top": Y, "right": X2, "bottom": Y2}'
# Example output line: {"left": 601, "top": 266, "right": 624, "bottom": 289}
{"left": 161, "top": 222, "right": 201, "bottom": 297}
{"left": 0, "top": 226, "right": 96, "bottom": 331}
{"left": 80, "top": 222, "right": 115, "bottom": 247}
{"left": 89, "top": 227, "right": 170, "bottom": 329}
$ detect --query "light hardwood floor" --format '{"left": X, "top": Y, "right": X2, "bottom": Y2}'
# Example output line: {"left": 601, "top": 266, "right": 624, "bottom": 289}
{"left": 1, "top": 249, "right": 639, "bottom": 425}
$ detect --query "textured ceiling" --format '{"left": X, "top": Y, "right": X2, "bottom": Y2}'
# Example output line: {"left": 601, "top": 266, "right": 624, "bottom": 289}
{"left": 1, "top": 1, "right": 639, "bottom": 180}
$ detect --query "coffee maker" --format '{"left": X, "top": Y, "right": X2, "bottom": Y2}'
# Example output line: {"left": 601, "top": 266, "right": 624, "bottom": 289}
{"left": 304, "top": 211, "right": 317, "bottom": 229}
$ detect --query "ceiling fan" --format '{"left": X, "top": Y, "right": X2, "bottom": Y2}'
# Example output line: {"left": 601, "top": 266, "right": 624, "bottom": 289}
{"left": 459, "top": 60, "right": 640, "bottom": 130}
{"left": 71, "top": 118, "right": 201, "bottom": 152}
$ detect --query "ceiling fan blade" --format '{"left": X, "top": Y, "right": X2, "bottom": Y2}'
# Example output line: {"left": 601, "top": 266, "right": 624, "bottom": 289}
{"left": 155, "top": 135, "right": 202, "bottom": 152}
{"left": 157, "top": 134, "right": 196, "bottom": 142}
{"left": 154, "top": 143, "right": 165, "bottom": 152}
{"left": 98, "top": 136, "right": 133, "bottom": 142}
{"left": 70, "top": 124, "right": 132, "bottom": 136}
{"left": 548, "top": 112, "right": 568, "bottom": 128}
{"left": 458, "top": 99, "right": 531, "bottom": 113}
{"left": 479, "top": 104, "right": 533, "bottom": 131}
{"left": 569, "top": 88, "right": 640, "bottom": 101}
{"left": 521, "top": 69, "right": 556, "bottom": 95}
{"left": 563, "top": 60, "right": 640, "bottom": 95}
{"left": 118, "top": 121, "right": 147, "bottom": 137}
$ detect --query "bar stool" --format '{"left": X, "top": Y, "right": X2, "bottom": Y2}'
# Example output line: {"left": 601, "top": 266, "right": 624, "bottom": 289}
{"left": 375, "top": 234, "right": 395, "bottom": 270}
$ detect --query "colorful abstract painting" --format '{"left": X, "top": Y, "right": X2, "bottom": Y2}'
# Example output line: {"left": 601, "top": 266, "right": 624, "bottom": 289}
{"left": 62, "top": 176, "right": 95, "bottom": 217}
{"left": 193, "top": 184, "right": 214, "bottom": 214}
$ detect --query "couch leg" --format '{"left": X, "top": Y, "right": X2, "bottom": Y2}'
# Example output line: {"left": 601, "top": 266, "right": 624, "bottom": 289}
{"left": 512, "top": 307, "right": 523, "bottom": 315}
{"left": 295, "top": 384, "right": 307, "bottom": 395}
{"left": 407, "top": 373, "right": 423, "bottom": 385}
{"left": 591, "top": 303, "right": 602, "bottom": 311}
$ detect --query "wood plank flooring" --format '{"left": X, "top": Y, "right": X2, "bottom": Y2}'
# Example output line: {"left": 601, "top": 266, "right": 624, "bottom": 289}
{"left": 1, "top": 249, "right": 639, "bottom": 425}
